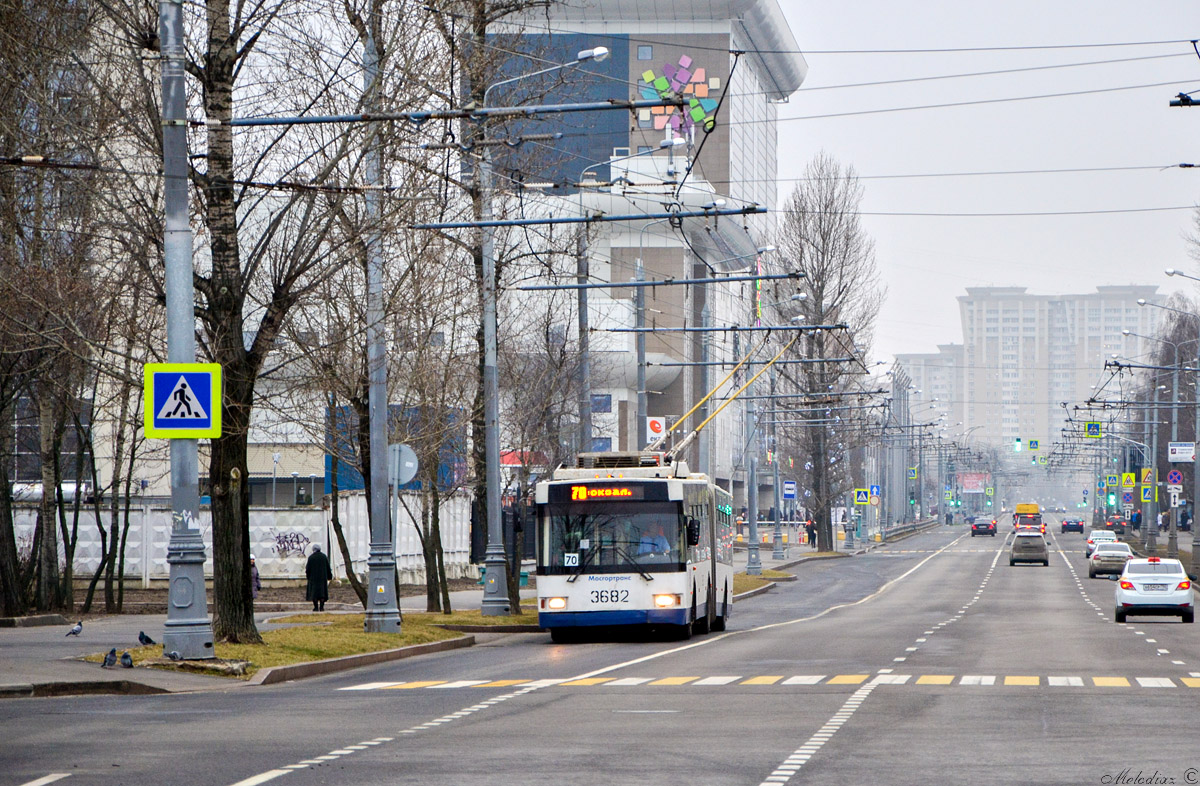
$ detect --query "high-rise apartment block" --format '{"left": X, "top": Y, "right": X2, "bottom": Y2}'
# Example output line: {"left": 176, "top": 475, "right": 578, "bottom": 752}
{"left": 898, "top": 286, "right": 1163, "bottom": 447}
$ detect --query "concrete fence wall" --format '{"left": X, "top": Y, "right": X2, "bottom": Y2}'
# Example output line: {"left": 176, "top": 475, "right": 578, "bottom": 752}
{"left": 11, "top": 490, "right": 477, "bottom": 587}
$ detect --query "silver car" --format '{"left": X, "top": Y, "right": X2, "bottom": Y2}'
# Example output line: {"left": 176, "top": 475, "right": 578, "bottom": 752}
{"left": 1088, "top": 542, "right": 1132, "bottom": 578}
{"left": 1010, "top": 531, "right": 1049, "bottom": 567}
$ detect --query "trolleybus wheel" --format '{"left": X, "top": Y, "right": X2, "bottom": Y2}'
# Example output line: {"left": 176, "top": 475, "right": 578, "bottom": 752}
{"left": 711, "top": 583, "right": 729, "bottom": 632}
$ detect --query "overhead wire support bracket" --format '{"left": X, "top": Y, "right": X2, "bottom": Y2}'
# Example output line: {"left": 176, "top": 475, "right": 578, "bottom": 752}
{"left": 518, "top": 272, "right": 801, "bottom": 292}
{"left": 413, "top": 205, "right": 766, "bottom": 231}
{"left": 194, "top": 98, "right": 688, "bottom": 128}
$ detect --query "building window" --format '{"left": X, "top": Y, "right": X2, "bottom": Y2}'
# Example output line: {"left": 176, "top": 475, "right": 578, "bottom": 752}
{"left": 637, "top": 45, "right": 653, "bottom": 60}
{"left": 591, "top": 437, "right": 612, "bottom": 452}
{"left": 591, "top": 394, "right": 612, "bottom": 414}
{"left": 637, "top": 146, "right": 652, "bottom": 154}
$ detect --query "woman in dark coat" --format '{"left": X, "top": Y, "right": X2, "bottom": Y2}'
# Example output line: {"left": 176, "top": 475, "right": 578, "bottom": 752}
{"left": 305, "top": 545, "right": 333, "bottom": 611}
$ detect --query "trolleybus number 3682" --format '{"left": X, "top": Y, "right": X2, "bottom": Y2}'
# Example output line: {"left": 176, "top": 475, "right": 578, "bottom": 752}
{"left": 590, "top": 589, "right": 629, "bottom": 603}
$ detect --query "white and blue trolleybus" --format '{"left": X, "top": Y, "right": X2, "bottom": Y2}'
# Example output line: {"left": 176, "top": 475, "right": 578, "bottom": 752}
{"left": 534, "top": 451, "right": 735, "bottom": 642}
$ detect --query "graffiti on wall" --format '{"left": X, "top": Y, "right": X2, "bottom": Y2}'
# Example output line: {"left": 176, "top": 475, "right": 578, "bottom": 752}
{"left": 269, "top": 528, "right": 311, "bottom": 558}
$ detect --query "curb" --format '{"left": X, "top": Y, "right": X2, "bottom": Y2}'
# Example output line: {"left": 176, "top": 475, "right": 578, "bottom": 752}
{"left": 248, "top": 634, "right": 476, "bottom": 685}
{"left": 434, "top": 624, "right": 544, "bottom": 633}
{"left": 0, "top": 614, "right": 70, "bottom": 628}
{"left": 0, "top": 680, "right": 170, "bottom": 699}
{"left": 733, "top": 582, "right": 776, "bottom": 601}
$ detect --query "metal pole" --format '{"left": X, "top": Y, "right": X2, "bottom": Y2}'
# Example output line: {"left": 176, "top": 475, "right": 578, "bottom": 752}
{"left": 698, "top": 302, "right": 711, "bottom": 475}
{"left": 635, "top": 257, "right": 647, "bottom": 449}
{"left": 362, "top": 24, "right": 401, "bottom": 632}
{"left": 771, "top": 368, "right": 784, "bottom": 559}
{"left": 159, "top": 0, "right": 214, "bottom": 659}
{"left": 747, "top": 454, "right": 761, "bottom": 574}
{"left": 577, "top": 230, "right": 591, "bottom": 452}
{"left": 1192, "top": 332, "right": 1200, "bottom": 563}
{"left": 480, "top": 145, "right": 511, "bottom": 615}
{"left": 1149, "top": 385, "right": 1160, "bottom": 553}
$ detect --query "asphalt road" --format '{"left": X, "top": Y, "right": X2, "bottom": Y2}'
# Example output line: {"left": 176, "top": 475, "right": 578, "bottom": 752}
{"left": 8, "top": 519, "right": 1200, "bottom": 786}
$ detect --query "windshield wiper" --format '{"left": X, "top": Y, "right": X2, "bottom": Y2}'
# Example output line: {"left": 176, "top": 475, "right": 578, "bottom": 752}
{"left": 565, "top": 542, "right": 654, "bottom": 582}
{"left": 566, "top": 547, "right": 598, "bottom": 583}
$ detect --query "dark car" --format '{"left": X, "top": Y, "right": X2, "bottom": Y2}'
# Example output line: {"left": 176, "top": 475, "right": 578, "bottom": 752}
{"left": 1010, "top": 531, "right": 1050, "bottom": 566}
{"left": 1105, "top": 515, "right": 1126, "bottom": 535}
{"left": 1061, "top": 517, "right": 1084, "bottom": 534}
{"left": 971, "top": 518, "right": 997, "bottom": 537}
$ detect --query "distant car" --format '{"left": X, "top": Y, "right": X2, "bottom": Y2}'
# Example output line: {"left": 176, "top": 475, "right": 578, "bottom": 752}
{"left": 1088, "top": 542, "right": 1133, "bottom": 578}
{"left": 1104, "top": 515, "right": 1126, "bottom": 535}
{"left": 971, "top": 519, "right": 997, "bottom": 537}
{"left": 1060, "top": 517, "right": 1084, "bottom": 534}
{"left": 1115, "top": 557, "right": 1194, "bottom": 623}
{"left": 1085, "top": 530, "right": 1118, "bottom": 557}
{"left": 1010, "top": 531, "right": 1049, "bottom": 566}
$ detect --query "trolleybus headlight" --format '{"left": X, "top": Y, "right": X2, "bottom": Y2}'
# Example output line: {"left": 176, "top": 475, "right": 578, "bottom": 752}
{"left": 545, "top": 597, "right": 567, "bottom": 610}
{"left": 654, "top": 594, "right": 681, "bottom": 608}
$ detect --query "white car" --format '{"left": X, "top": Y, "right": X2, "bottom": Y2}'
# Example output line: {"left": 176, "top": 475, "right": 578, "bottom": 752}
{"left": 1115, "top": 557, "right": 1194, "bottom": 623}
{"left": 1085, "top": 530, "right": 1117, "bottom": 557}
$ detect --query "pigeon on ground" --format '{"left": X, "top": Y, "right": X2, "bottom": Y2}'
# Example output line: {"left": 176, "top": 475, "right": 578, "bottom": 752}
{"left": 66, "top": 621, "right": 82, "bottom": 637}
{"left": 101, "top": 648, "right": 117, "bottom": 668}
{"left": 119, "top": 651, "right": 133, "bottom": 668}
{"left": 167, "top": 651, "right": 182, "bottom": 661}
{"left": 137, "top": 631, "right": 156, "bottom": 646}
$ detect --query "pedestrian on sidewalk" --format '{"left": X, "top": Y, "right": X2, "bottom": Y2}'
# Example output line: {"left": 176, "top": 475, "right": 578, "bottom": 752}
{"left": 805, "top": 521, "right": 817, "bottom": 549}
{"left": 250, "top": 554, "right": 261, "bottom": 599}
{"left": 305, "top": 545, "right": 332, "bottom": 611}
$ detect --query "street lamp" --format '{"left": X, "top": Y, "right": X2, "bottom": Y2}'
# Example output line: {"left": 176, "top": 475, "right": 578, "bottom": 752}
{"left": 479, "top": 46, "right": 609, "bottom": 616}
{"left": 272, "top": 452, "right": 280, "bottom": 508}
{"left": 291, "top": 471, "right": 299, "bottom": 506}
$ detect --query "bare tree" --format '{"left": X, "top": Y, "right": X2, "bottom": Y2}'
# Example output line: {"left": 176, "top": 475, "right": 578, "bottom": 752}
{"left": 771, "top": 153, "right": 885, "bottom": 551}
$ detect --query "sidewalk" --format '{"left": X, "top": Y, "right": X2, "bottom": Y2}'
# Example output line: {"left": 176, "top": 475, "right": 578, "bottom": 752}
{"left": 0, "top": 542, "right": 876, "bottom": 698}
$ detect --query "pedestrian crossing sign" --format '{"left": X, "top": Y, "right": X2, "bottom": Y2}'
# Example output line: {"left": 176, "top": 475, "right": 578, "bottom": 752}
{"left": 854, "top": 489, "right": 869, "bottom": 505}
{"left": 1106, "top": 475, "right": 1118, "bottom": 488}
{"left": 1141, "top": 485, "right": 1153, "bottom": 503}
{"left": 1121, "top": 473, "right": 1136, "bottom": 489}
{"left": 1085, "top": 422, "right": 1102, "bottom": 438}
{"left": 144, "top": 363, "right": 222, "bottom": 439}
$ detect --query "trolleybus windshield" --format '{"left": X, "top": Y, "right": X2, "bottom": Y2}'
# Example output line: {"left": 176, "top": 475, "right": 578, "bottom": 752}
{"left": 540, "top": 501, "right": 685, "bottom": 575}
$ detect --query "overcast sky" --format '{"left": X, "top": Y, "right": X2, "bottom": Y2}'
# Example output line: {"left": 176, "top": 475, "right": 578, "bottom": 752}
{"left": 774, "top": 1, "right": 1200, "bottom": 361}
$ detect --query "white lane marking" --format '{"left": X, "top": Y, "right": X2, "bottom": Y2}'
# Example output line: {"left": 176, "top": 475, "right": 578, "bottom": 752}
{"left": 614, "top": 709, "right": 680, "bottom": 713}
{"left": 227, "top": 771, "right": 291, "bottom": 786}
{"left": 607, "top": 677, "right": 655, "bottom": 686}
{"left": 782, "top": 675, "right": 825, "bottom": 685}
{"left": 1048, "top": 676, "right": 1084, "bottom": 687}
{"left": 877, "top": 668, "right": 893, "bottom": 674}
{"left": 758, "top": 684, "right": 877, "bottom": 785}
{"left": 431, "top": 680, "right": 488, "bottom": 689}
{"left": 1173, "top": 661, "right": 1186, "bottom": 665}
{"left": 19, "top": 776, "right": 71, "bottom": 786}
{"left": 1146, "top": 639, "right": 1157, "bottom": 643}
{"left": 1159, "top": 649, "right": 1171, "bottom": 655}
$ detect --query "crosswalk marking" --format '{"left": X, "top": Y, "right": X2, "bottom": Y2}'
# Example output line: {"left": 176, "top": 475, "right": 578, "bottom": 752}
{"left": 1048, "top": 676, "right": 1084, "bottom": 687}
{"left": 338, "top": 674, "right": 1200, "bottom": 692}
{"left": 1136, "top": 677, "right": 1176, "bottom": 688}
{"left": 649, "top": 676, "right": 699, "bottom": 686}
{"left": 384, "top": 681, "right": 446, "bottom": 689}
{"left": 694, "top": 676, "right": 740, "bottom": 686}
{"left": 1004, "top": 676, "right": 1039, "bottom": 686}
{"left": 960, "top": 675, "right": 995, "bottom": 686}
{"left": 871, "top": 674, "right": 911, "bottom": 685}
{"left": 916, "top": 675, "right": 954, "bottom": 685}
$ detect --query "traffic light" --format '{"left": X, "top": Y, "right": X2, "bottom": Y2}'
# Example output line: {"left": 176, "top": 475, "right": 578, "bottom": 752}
{"left": 986, "top": 499, "right": 992, "bottom": 507}
{"left": 1107, "top": 492, "right": 1116, "bottom": 507}
{"left": 909, "top": 491, "right": 916, "bottom": 505}
{"left": 1014, "top": 438, "right": 1022, "bottom": 453}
